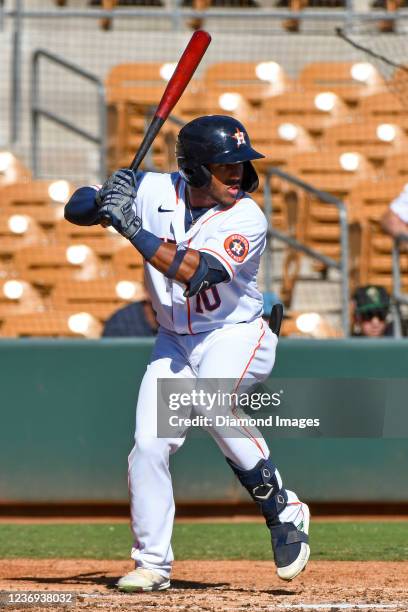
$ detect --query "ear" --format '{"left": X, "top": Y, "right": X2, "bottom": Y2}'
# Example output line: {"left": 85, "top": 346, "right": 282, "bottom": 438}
{"left": 180, "top": 163, "right": 211, "bottom": 188}
{"left": 242, "top": 161, "right": 259, "bottom": 193}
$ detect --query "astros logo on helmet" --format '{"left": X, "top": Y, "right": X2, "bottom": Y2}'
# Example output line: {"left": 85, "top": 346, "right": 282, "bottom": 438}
{"left": 233, "top": 128, "right": 246, "bottom": 147}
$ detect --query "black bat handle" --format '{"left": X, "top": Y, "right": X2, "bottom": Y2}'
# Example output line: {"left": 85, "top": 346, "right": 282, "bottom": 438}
{"left": 99, "top": 116, "right": 165, "bottom": 227}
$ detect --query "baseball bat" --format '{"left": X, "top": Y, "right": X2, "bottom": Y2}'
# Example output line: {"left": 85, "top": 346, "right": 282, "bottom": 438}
{"left": 129, "top": 30, "right": 212, "bottom": 171}
{"left": 100, "top": 30, "right": 211, "bottom": 226}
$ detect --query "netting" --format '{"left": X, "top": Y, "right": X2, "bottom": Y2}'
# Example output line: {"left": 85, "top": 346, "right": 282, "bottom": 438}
{"left": 1, "top": 1, "right": 408, "bottom": 337}
{"left": 337, "top": 22, "right": 408, "bottom": 110}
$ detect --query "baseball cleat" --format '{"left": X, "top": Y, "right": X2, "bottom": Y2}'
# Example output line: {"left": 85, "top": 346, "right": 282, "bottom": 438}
{"left": 271, "top": 502, "right": 310, "bottom": 581}
{"left": 117, "top": 567, "right": 170, "bottom": 592}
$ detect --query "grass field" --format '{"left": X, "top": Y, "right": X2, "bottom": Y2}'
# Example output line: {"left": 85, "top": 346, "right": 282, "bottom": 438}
{"left": 0, "top": 521, "right": 407, "bottom": 561}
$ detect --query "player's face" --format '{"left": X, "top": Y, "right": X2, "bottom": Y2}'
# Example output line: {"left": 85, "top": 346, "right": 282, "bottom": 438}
{"left": 207, "top": 162, "right": 244, "bottom": 206}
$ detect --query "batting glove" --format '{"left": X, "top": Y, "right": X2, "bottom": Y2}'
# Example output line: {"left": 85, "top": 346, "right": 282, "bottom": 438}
{"left": 99, "top": 199, "right": 142, "bottom": 240}
{"left": 95, "top": 168, "right": 140, "bottom": 209}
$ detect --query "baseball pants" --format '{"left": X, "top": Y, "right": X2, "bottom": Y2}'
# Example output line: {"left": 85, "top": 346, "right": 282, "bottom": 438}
{"left": 127, "top": 317, "right": 299, "bottom": 577}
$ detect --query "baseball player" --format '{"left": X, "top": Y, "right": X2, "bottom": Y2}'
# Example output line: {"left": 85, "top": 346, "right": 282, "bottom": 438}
{"left": 64, "top": 115, "right": 310, "bottom": 592}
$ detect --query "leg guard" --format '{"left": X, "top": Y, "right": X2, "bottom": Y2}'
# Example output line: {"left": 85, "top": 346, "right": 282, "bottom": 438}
{"left": 226, "top": 456, "right": 287, "bottom": 527}
{"left": 227, "top": 456, "right": 310, "bottom": 581}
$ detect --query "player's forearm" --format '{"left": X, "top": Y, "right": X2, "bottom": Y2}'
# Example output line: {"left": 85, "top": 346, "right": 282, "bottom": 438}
{"left": 149, "top": 242, "right": 200, "bottom": 283}
{"left": 125, "top": 227, "right": 201, "bottom": 282}
{"left": 129, "top": 231, "right": 227, "bottom": 295}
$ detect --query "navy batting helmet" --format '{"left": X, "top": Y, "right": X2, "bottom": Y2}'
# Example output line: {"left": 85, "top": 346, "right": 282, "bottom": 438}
{"left": 175, "top": 115, "right": 264, "bottom": 193}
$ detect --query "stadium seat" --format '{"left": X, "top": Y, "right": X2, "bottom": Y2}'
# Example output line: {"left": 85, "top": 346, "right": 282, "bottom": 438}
{"left": 0, "top": 212, "right": 47, "bottom": 245}
{"left": 0, "top": 181, "right": 66, "bottom": 242}
{"left": 321, "top": 121, "right": 408, "bottom": 166}
{"left": 106, "top": 63, "right": 167, "bottom": 105}
{"left": 53, "top": 219, "right": 127, "bottom": 257}
{"left": 173, "top": 87, "right": 252, "bottom": 123}
{"left": 203, "top": 61, "right": 293, "bottom": 105}
{"left": 347, "top": 176, "right": 408, "bottom": 223}
{"left": 12, "top": 244, "right": 100, "bottom": 290}
{"left": 109, "top": 115, "right": 170, "bottom": 172}
{"left": 0, "top": 279, "right": 44, "bottom": 320}
{"left": 298, "top": 61, "right": 384, "bottom": 105}
{"left": 0, "top": 179, "right": 73, "bottom": 208}
{"left": 0, "top": 213, "right": 48, "bottom": 274}
{"left": 260, "top": 90, "right": 351, "bottom": 137}
{"left": 278, "top": 186, "right": 349, "bottom": 306}
{"left": 51, "top": 279, "right": 145, "bottom": 321}
{"left": 0, "top": 204, "right": 64, "bottom": 231}
{"left": 111, "top": 244, "right": 144, "bottom": 277}
{"left": 357, "top": 91, "right": 408, "bottom": 131}
{"left": 275, "top": 150, "right": 375, "bottom": 304}
{"left": 382, "top": 153, "right": 408, "bottom": 180}
{"left": 106, "top": 62, "right": 200, "bottom": 171}
{"left": 253, "top": 175, "right": 289, "bottom": 231}
{"left": 0, "top": 312, "right": 101, "bottom": 338}
{"left": 285, "top": 150, "right": 376, "bottom": 198}
{"left": 243, "top": 118, "right": 316, "bottom": 171}
{"left": 348, "top": 177, "right": 408, "bottom": 290}
{"left": 359, "top": 217, "right": 408, "bottom": 291}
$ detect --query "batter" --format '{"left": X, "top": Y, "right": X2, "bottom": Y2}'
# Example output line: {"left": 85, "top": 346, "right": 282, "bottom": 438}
{"left": 65, "top": 115, "right": 310, "bottom": 592}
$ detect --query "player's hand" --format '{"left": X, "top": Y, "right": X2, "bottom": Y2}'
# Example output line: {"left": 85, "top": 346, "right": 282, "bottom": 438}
{"left": 96, "top": 168, "right": 140, "bottom": 209}
{"left": 99, "top": 199, "right": 142, "bottom": 240}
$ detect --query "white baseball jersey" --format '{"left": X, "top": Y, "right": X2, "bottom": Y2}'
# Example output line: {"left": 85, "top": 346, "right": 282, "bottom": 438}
{"left": 133, "top": 171, "right": 266, "bottom": 335}
{"left": 390, "top": 184, "right": 408, "bottom": 223}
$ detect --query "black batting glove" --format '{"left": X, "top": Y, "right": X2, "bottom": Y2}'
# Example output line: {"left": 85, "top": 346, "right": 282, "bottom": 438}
{"left": 96, "top": 168, "right": 142, "bottom": 238}
{"left": 99, "top": 199, "right": 142, "bottom": 240}
{"left": 96, "top": 168, "right": 140, "bottom": 209}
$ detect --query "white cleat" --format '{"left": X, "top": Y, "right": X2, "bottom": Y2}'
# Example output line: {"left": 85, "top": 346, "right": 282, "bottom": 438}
{"left": 272, "top": 502, "right": 311, "bottom": 582}
{"left": 117, "top": 567, "right": 170, "bottom": 592}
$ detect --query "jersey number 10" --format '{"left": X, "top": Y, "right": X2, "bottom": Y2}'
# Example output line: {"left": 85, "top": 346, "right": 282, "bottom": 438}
{"left": 195, "top": 286, "right": 221, "bottom": 313}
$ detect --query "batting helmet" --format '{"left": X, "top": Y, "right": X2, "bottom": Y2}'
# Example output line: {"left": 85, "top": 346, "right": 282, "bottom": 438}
{"left": 175, "top": 115, "right": 265, "bottom": 193}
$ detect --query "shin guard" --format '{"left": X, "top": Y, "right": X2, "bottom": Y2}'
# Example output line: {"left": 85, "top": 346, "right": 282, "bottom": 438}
{"left": 226, "top": 457, "right": 287, "bottom": 527}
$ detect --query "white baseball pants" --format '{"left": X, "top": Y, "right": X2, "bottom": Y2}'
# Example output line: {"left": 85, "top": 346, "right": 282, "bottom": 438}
{"left": 128, "top": 318, "right": 297, "bottom": 577}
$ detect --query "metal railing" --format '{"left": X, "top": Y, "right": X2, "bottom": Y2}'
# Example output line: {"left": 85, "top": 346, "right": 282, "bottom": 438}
{"left": 392, "top": 235, "right": 408, "bottom": 338}
{"left": 5, "top": 5, "right": 408, "bottom": 20}
{"left": 30, "top": 49, "right": 107, "bottom": 182}
{"left": 263, "top": 167, "right": 349, "bottom": 336}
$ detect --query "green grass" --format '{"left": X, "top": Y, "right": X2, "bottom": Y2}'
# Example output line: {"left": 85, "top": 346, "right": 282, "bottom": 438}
{"left": 0, "top": 522, "right": 406, "bottom": 561}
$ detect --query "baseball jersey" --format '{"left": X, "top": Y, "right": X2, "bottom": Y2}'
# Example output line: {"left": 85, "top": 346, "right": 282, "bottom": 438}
{"left": 390, "top": 184, "right": 408, "bottom": 223}
{"left": 133, "top": 171, "right": 266, "bottom": 335}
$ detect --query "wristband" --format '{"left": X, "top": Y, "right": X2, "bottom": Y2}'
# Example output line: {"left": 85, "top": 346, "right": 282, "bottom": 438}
{"left": 129, "top": 228, "right": 162, "bottom": 260}
{"left": 167, "top": 245, "right": 188, "bottom": 279}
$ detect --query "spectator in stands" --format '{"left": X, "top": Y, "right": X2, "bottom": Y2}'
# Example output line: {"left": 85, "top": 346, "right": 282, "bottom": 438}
{"left": 381, "top": 185, "right": 408, "bottom": 246}
{"left": 351, "top": 285, "right": 393, "bottom": 338}
{"left": 102, "top": 298, "right": 158, "bottom": 337}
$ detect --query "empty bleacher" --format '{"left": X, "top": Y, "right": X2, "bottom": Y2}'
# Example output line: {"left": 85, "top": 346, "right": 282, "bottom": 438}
{"left": 1, "top": 53, "right": 408, "bottom": 337}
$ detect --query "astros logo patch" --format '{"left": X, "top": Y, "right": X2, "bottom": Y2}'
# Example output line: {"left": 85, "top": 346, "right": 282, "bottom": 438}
{"left": 224, "top": 234, "right": 249, "bottom": 263}
{"left": 233, "top": 128, "right": 246, "bottom": 147}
